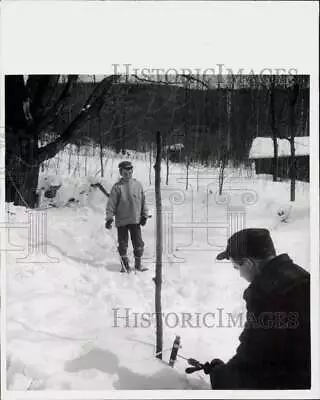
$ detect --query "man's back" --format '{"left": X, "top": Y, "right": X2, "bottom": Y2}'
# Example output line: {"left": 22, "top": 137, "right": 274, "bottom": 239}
{"left": 211, "top": 254, "right": 310, "bottom": 389}
{"left": 243, "top": 254, "right": 310, "bottom": 388}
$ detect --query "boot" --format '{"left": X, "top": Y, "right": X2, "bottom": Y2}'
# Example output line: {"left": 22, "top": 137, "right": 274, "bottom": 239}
{"left": 134, "top": 256, "right": 148, "bottom": 271}
{"left": 134, "top": 256, "right": 142, "bottom": 271}
{"left": 120, "top": 256, "right": 130, "bottom": 273}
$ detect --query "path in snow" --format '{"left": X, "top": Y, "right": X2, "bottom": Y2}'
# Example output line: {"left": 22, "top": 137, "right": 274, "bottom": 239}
{"left": 6, "top": 166, "right": 310, "bottom": 390}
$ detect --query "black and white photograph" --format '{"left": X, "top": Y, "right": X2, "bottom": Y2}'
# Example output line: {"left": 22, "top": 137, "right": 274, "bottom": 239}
{"left": 0, "top": 1, "right": 319, "bottom": 398}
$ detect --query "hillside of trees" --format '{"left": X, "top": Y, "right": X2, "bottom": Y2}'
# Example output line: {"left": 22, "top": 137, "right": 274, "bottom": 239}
{"left": 5, "top": 74, "right": 309, "bottom": 207}
{"left": 45, "top": 78, "right": 310, "bottom": 166}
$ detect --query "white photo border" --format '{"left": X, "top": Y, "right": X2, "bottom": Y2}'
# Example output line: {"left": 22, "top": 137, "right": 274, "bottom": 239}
{"left": 0, "top": 1, "right": 319, "bottom": 399}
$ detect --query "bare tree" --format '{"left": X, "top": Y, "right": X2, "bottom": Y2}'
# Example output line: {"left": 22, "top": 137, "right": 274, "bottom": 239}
{"left": 84, "top": 146, "right": 88, "bottom": 177}
{"left": 269, "top": 76, "right": 280, "bottom": 182}
{"left": 165, "top": 132, "right": 170, "bottom": 186}
{"left": 149, "top": 143, "right": 153, "bottom": 185}
{"left": 184, "top": 80, "right": 191, "bottom": 190}
{"left": 165, "top": 103, "right": 179, "bottom": 186}
{"left": 5, "top": 74, "right": 120, "bottom": 207}
{"left": 257, "top": 75, "right": 286, "bottom": 183}
{"left": 219, "top": 75, "right": 235, "bottom": 195}
{"left": 67, "top": 144, "right": 72, "bottom": 175}
{"left": 287, "top": 76, "right": 300, "bottom": 202}
{"left": 154, "top": 131, "right": 163, "bottom": 360}
{"left": 218, "top": 146, "right": 228, "bottom": 195}
{"left": 92, "top": 75, "right": 105, "bottom": 179}
{"left": 98, "top": 115, "right": 104, "bottom": 178}
{"left": 267, "top": 75, "right": 308, "bottom": 200}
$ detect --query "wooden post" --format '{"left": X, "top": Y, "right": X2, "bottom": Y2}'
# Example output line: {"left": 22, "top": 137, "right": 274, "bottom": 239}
{"left": 154, "top": 130, "right": 163, "bottom": 360}
{"left": 149, "top": 143, "right": 153, "bottom": 185}
{"left": 270, "top": 77, "right": 279, "bottom": 182}
{"left": 99, "top": 116, "right": 104, "bottom": 178}
{"left": 289, "top": 79, "right": 299, "bottom": 202}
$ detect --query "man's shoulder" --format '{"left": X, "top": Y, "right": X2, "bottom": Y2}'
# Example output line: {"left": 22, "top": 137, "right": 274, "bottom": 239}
{"left": 132, "top": 178, "right": 143, "bottom": 187}
{"left": 113, "top": 178, "right": 142, "bottom": 187}
{"left": 112, "top": 180, "right": 123, "bottom": 190}
{"left": 246, "top": 254, "right": 309, "bottom": 301}
{"left": 271, "top": 254, "right": 309, "bottom": 283}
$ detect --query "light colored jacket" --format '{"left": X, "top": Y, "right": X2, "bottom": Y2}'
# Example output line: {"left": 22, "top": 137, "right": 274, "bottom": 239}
{"left": 106, "top": 177, "right": 148, "bottom": 227}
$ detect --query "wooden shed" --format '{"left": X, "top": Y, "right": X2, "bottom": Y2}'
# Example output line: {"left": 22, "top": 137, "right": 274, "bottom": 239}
{"left": 249, "top": 136, "right": 309, "bottom": 182}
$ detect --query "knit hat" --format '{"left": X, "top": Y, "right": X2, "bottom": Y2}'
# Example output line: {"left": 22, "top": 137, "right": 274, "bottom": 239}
{"left": 216, "top": 228, "right": 276, "bottom": 261}
{"left": 118, "top": 161, "right": 133, "bottom": 170}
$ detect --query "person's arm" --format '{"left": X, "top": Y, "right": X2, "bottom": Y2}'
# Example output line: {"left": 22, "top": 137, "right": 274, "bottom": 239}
{"left": 207, "top": 307, "right": 285, "bottom": 388}
{"left": 202, "top": 323, "right": 251, "bottom": 388}
{"left": 106, "top": 185, "right": 119, "bottom": 222}
{"left": 140, "top": 185, "right": 148, "bottom": 219}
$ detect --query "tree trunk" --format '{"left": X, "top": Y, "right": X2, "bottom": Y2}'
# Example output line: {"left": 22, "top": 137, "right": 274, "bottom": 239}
{"left": 218, "top": 84, "right": 232, "bottom": 194}
{"left": 5, "top": 74, "right": 120, "bottom": 209}
{"left": 112, "top": 90, "right": 121, "bottom": 154}
{"left": 184, "top": 82, "right": 190, "bottom": 191}
{"left": 98, "top": 117, "right": 104, "bottom": 178}
{"left": 185, "top": 156, "right": 189, "bottom": 190}
{"left": 99, "top": 140, "right": 104, "bottom": 178}
{"left": 84, "top": 148, "right": 88, "bottom": 177}
{"left": 272, "top": 137, "right": 278, "bottom": 182}
{"left": 5, "top": 75, "right": 40, "bottom": 208}
{"left": 154, "top": 131, "right": 163, "bottom": 360}
{"left": 165, "top": 133, "right": 170, "bottom": 186}
{"left": 166, "top": 152, "right": 169, "bottom": 186}
{"left": 6, "top": 129, "right": 40, "bottom": 208}
{"left": 149, "top": 143, "right": 153, "bottom": 185}
{"left": 270, "top": 79, "right": 279, "bottom": 182}
{"left": 290, "top": 137, "right": 296, "bottom": 201}
{"left": 68, "top": 146, "right": 72, "bottom": 175}
{"left": 218, "top": 151, "right": 227, "bottom": 195}
{"left": 76, "top": 146, "right": 81, "bottom": 177}
{"left": 289, "top": 79, "right": 299, "bottom": 202}
{"left": 114, "top": 111, "right": 122, "bottom": 154}
{"left": 120, "top": 76, "right": 128, "bottom": 153}
{"left": 197, "top": 166, "right": 200, "bottom": 192}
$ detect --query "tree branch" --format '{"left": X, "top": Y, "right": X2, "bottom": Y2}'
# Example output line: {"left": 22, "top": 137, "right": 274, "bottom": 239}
{"left": 26, "top": 75, "right": 60, "bottom": 123}
{"left": 180, "top": 74, "right": 209, "bottom": 89}
{"left": 132, "top": 74, "right": 174, "bottom": 86}
{"left": 132, "top": 73, "right": 210, "bottom": 90}
{"left": 37, "top": 75, "right": 121, "bottom": 163}
{"left": 35, "top": 75, "right": 79, "bottom": 134}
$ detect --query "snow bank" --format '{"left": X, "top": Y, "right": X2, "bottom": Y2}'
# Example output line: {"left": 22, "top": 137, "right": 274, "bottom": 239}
{"left": 6, "top": 148, "right": 310, "bottom": 390}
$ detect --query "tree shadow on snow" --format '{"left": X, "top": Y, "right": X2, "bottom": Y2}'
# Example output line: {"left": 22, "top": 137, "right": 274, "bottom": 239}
{"left": 64, "top": 346, "right": 207, "bottom": 389}
{"left": 65, "top": 347, "right": 119, "bottom": 375}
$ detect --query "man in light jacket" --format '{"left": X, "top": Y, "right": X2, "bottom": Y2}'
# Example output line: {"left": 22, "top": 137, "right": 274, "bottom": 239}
{"left": 105, "top": 161, "right": 148, "bottom": 272}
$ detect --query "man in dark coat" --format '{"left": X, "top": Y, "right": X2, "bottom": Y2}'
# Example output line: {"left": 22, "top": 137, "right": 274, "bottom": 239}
{"left": 187, "top": 228, "right": 310, "bottom": 389}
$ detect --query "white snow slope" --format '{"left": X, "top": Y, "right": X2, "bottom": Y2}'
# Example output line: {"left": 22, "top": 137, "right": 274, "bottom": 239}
{"left": 5, "top": 147, "right": 310, "bottom": 390}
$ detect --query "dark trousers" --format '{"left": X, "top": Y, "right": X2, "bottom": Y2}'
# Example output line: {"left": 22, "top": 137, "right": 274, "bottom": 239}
{"left": 117, "top": 224, "right": 144, "bottom": 258}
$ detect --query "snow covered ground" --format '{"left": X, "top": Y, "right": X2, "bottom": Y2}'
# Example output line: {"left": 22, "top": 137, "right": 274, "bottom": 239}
{"left": 5, "top": 147, "right": 310, "bottom": 390}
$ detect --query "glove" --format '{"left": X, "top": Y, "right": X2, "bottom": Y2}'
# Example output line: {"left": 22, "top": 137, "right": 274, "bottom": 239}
{"left": 140, "top": 216, "right": 147, "bottom": 226}
{"left": 105, "top": 219, "right": 113, "bottom": 229}
{"left": 185, "top": 358, "right": 224, "bottom": 375}
{"left": 185, "top": 358, "right": 204, "bottom": 374}
{"left": 203, "top": 359, "right": 225, "bottom": 375}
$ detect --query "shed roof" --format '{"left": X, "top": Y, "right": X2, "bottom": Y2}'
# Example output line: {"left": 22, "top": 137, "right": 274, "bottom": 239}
{"left": 249, "top": 136, "right": 309, "bottom": 159}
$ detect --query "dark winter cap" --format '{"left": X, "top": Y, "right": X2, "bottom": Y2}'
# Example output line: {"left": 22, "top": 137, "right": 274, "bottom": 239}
{"left": 216, "top": 228, "right": 276, "bottom": 261}
{"left": 118, "top": 161, "right": 133, "bottom": 170}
